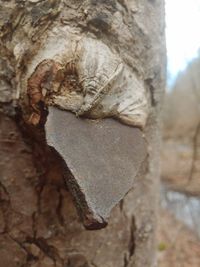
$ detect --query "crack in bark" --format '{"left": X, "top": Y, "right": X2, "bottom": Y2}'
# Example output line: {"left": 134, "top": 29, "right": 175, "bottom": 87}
{"left": 0, "top": 181, "right": 11, "bottom": 233}
{"left": 56, "top": 188, "right": 64, "bottom": 226}
{"left": 119, "top": 199, "right": 124, "bottom": 212}
{"left": 0, "top": 181, "right": 10, "bottom": 200}
{"left": 30, "top": 182, "right": 45, "bottom": 239}
{"left": 129, "top": 216, "right": 136, "bottom": 257}
{"left": 123, "top": 253, "right": 129, "bottom": 267}
{"left": 26, "top": 237, "right": 63, "bottom": 266}
{"left": 91, "top": 261, "right": 98, "bottom": 267}
{"left": 9, "top": 234, "right": 38, "bottom": 267}
{"left": 31, "top": 211, "right": 37, "bottom": 239}
{"left": 123, "top": 216, "right": 136, "bottom": 267}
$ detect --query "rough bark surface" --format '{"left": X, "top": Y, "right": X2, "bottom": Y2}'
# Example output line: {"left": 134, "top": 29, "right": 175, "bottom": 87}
{"left": 0, "top": 1, "right": 165, "bottom": 267}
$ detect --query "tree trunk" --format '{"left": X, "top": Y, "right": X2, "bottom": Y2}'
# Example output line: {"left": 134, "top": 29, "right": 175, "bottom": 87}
{"left": 0, "top": 1, "right": 165, "bottom": 267}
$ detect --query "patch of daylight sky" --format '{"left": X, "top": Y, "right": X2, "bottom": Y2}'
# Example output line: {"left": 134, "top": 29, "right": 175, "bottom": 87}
{"left": 166, "top": 0, "right": 200, "bottom": 83}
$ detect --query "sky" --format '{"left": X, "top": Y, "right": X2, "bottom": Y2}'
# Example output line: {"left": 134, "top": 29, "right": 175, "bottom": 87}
{"left": 165, "top": 0, "right": 200, "bottom": 86}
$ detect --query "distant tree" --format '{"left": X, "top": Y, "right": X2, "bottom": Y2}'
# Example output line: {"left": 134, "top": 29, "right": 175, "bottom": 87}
{"left": 162, "top": 55, "right": 200, "bottom": 194}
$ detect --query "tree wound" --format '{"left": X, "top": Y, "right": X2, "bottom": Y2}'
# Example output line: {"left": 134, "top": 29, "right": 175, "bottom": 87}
{"left": 45, "top": 107, "right": 147, "bottom": 229}
{"left": 24, "top": 33, "right": 149, "bottom": 229}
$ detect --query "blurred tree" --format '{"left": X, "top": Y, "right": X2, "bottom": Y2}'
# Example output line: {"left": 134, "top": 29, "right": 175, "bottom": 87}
{"left": 162, "top": 55, "right": 200, "bottom": 194}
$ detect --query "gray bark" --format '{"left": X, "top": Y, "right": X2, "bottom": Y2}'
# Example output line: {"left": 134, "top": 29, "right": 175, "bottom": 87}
{"left": 0, "top": 1, "right": 165, "bottom": 267}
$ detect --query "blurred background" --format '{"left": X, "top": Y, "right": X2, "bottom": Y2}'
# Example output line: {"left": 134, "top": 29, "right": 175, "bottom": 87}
{"left": 158, "top": 0, "right": 200, "bottom": 266}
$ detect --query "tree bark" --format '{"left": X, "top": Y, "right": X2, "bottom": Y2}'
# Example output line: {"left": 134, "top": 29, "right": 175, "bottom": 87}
{"left": 0, "top": 1, "right": 165, "bottom": 267}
